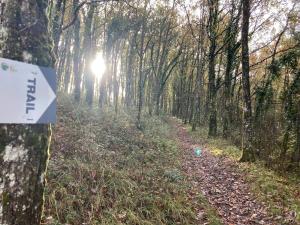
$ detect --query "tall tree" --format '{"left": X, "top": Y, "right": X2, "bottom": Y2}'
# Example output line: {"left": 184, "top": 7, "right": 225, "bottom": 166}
{"left": 207, "top": 0, "right": 219, "bottom": 137}
{"left": 73, "top": 0, "right": 82, "bottom": 102}
{"left": 0, "top": 0, "right": 54, "bottom": 224}
{"left": 223, "top": 0, "right": 241, "bottom": 138}
{"left": 52, "top": 0, "right": 66, "bottom": 55}
{"left": 240, "top": 0, "right": 256, "bottom": 162}
{"left": 191, "top": 8, "right": 206, "bottom": 131}
{"left": 125, "top": 31, "right": 137, "bottom": 108}
{"left": 137, "top": 17, "right": 147, "bottom": 128}
{"left": 84, "top": 4, "right": 96, "bottom": 106}
{"left": 137, "top": 1, "right": 151, "bottom": 128}
{"left": 149, "top": 5, "right": 183, "bottom": 115}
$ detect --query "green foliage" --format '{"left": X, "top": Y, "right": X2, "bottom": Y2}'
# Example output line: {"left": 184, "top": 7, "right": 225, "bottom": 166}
{"left": 163, "top": 169, "right": 183, "bottom": 182}
{"left": 267, "top": 60, "right": 281, "bottom": 79}
{"left": 106, "top": 15, "right": 133, "bottom": 48}
{"left": 187, "top": 126, "right": 242, "bottom": 160}
{"left": 253, "top": 48, "right": 300, "bottom": 166}
{"left": 279, "top": 50, "right": 299, "bottom": 70}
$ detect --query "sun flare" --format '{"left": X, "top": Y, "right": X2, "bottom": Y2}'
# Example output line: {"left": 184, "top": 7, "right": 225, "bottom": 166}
{"left": 90, "top": 53, "right": 106, "bottom": 80}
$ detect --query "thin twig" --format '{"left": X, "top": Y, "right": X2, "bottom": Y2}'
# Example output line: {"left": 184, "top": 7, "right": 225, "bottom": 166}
{"left": 62, "top": 0, "right": 121, "bottom": 31}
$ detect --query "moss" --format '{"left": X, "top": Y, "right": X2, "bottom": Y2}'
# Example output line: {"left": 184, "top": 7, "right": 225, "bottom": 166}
{"left": 0, "top": 128, "right": 8, "bottom": 153}
{"left": 2, "top": 192, "right": 10, "bottom": 207}
{"left": 1, "top": 1, "right": 22, "bottom": 60}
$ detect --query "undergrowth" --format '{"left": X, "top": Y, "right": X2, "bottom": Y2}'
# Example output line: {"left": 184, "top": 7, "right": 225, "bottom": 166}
{"left": 43, "top": 96, "right": 199, "bottom": 225}
{"left": 186, "top": 122, "right": 300, "bottom": 224}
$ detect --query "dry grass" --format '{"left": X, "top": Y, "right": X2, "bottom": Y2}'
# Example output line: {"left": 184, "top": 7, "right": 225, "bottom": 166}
{"left": 43, "top": 96, "right": 199, "bottom": 225}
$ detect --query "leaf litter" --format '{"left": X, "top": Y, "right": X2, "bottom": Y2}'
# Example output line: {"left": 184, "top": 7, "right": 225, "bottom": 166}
{"left": 171, "top": 119, "right": 298, "bottom": 225}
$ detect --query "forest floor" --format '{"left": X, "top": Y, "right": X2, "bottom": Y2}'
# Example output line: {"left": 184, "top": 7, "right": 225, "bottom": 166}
{"left": 170, "top": 118, "right": 300, "bottom": 225}
{"left": 43, "top": 96, "right": 300, "bottom": 225}
{"left": 43, "top": 97, "right": 214, "bottom": 225}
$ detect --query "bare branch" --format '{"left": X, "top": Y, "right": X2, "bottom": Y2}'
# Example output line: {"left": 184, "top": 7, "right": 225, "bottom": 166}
{"left": 62, "top": 0, "right": 122, "bottom": 31}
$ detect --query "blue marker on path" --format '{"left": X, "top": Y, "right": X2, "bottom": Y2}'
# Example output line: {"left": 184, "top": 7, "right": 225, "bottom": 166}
{"left": 194, "top": 147, "right": 202, "bottom": 157}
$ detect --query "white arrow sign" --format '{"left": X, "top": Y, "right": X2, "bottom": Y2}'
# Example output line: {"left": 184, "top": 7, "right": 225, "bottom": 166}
{"left": 0, "top": 58, "right": 56, "bottom": 124}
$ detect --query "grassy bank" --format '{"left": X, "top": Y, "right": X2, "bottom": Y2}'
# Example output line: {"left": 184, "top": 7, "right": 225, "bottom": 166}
{"left": 43, "top": 97, "right": 202, "bottom": 225}
{"left": 186, "top": 123, "right": 300, "bottom": 224}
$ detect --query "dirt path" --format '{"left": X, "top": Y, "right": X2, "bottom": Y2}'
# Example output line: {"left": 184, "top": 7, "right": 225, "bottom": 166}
{"left": 171, "top": 119, "right": 278, "bottom": 225}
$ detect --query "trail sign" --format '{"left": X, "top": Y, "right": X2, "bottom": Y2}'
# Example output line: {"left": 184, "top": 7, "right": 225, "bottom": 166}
{"left": 0, "top": 58, "right": 56, "bottom": 124}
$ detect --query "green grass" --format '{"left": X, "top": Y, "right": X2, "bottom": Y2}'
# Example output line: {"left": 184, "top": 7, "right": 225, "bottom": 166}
{"left": 187, "top": 125, "right": 242, "bottom": 160}
{"left": 43, "top": 96, "right": 221, "bottom": 225}
{"left": 195, "top": 195, "right": 223, "bottom": 225}
{"left": 240, "top": 162, "right": 300, "bottom": 224}
{"left": 186, "top": 123, "right": 300, "bottom": 224}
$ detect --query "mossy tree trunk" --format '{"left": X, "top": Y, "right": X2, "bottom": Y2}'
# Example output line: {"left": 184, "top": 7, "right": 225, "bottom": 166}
{"left": 207, "top": 0, "right": 219, "bottom": 137}
{"left": 223, "top": 2, "right": 241, "bottom": 138}
{"left": 52, "top": 0, "right": 66, "bottom": 56}
{"left": 57, "top": 29, "right": 72, "bottom": 89}
{"left": 291, "top": 92, "right": 300, "bottom": 164}
{"left": 240, "top": 0, "right": 256, "bottom": 162}
{"left": 0, "top": 0, "right": 54, "bottom": 224}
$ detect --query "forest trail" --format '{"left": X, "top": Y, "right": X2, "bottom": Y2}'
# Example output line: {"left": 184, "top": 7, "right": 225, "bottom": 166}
{"left": 170, "top": 119, "right": 278, "bottom": 225}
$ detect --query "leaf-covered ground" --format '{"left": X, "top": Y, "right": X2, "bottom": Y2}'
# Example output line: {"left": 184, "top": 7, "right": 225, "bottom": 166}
{"left": 171, "top": 118, "right": 300, "bottom": 225}
{"left": 42, "top": 97, "right": 220, "bottom": 225}
{"left": 43, "top": 97, "right": 299, "bottom": 225}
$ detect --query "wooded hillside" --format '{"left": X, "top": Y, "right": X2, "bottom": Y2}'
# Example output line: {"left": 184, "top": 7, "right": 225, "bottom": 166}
{"left": 52, "top": 0, "right": 300, "bottom": 166}
{"left": 0, "top": 0, "right": 299, "bottom": 224}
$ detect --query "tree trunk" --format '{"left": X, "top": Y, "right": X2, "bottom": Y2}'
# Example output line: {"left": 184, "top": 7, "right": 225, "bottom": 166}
{"left": 125, "top": 32, "right": 136, "bottom": 108}
{"left": 280, "top": 122, "right": 291, "bottom": 161}
{"left": 57, "top": 29, "right": 72, "bottom": 89}
{"left": 148, "top": 73, "right": 154, "bottom": 116}
{"left": 207, "top": 0, "right": 218, "bottom": 137}
{"left": 291, "top": 100, "right": 300, "bottom": 163}
{"left": 223, "top": 36, "right": 237, "bottom": 138}
{"left": 112, "top": 42, "right": 121, "bottom": 114}
{"left": 137, "top": 19, "right": 146, "bottom": 128}
{"left": 240, "top": 0, "right": 256, "bottom": 162}
{"left": 192, "top": 50, "right": 201, "bottom": 131}
{"left": 155, "top": 84, "right": 162, "bottom": 116}
{"left": 64, "top": 41, "right": 73, "bottom": 93}
{"left": 52, "top": 0, "right": 66, "bottom": 56}
{"left": 84, "top": 5, "right": 95, "bottom": 106}
{"left": 73, "top": 0, "right": 82, "bottom": 102}
{"left": 0, "top": 0, "right": 54, "bottom": 224}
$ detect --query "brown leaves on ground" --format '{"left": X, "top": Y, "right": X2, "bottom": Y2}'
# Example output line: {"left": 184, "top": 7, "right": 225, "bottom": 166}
{"left": 171, "top": 119, "right": 298, "bottom": 225}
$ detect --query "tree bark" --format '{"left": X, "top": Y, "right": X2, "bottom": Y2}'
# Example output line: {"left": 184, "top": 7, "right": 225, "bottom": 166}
{"left": 137, "top": 19, "right": 146, "bottom": 128}
{"left": 73, "top": 0, "right": 82, "bottom": 102}
{"left": 291, "top": 99, "right": 300, "bottom": 163}
{"left": 125, "top": 32, "right": 137, "bottom": 108}
{"left": 223, "top": 4, "right": 241, "bottom": 138}
{"left": 207, "top": 0, "right": 219, "bottom": 137}
{"left": 240, "top": 0, "right": 256, "bottom": 162}
{"left": 84, "top": 4, "right": 95, "bottom": 106}
{"left": 0, "top": 0, "right": 54, "bottom": 224}
{"left": 52, "top": 0, "right": 66, "bottom": 56}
